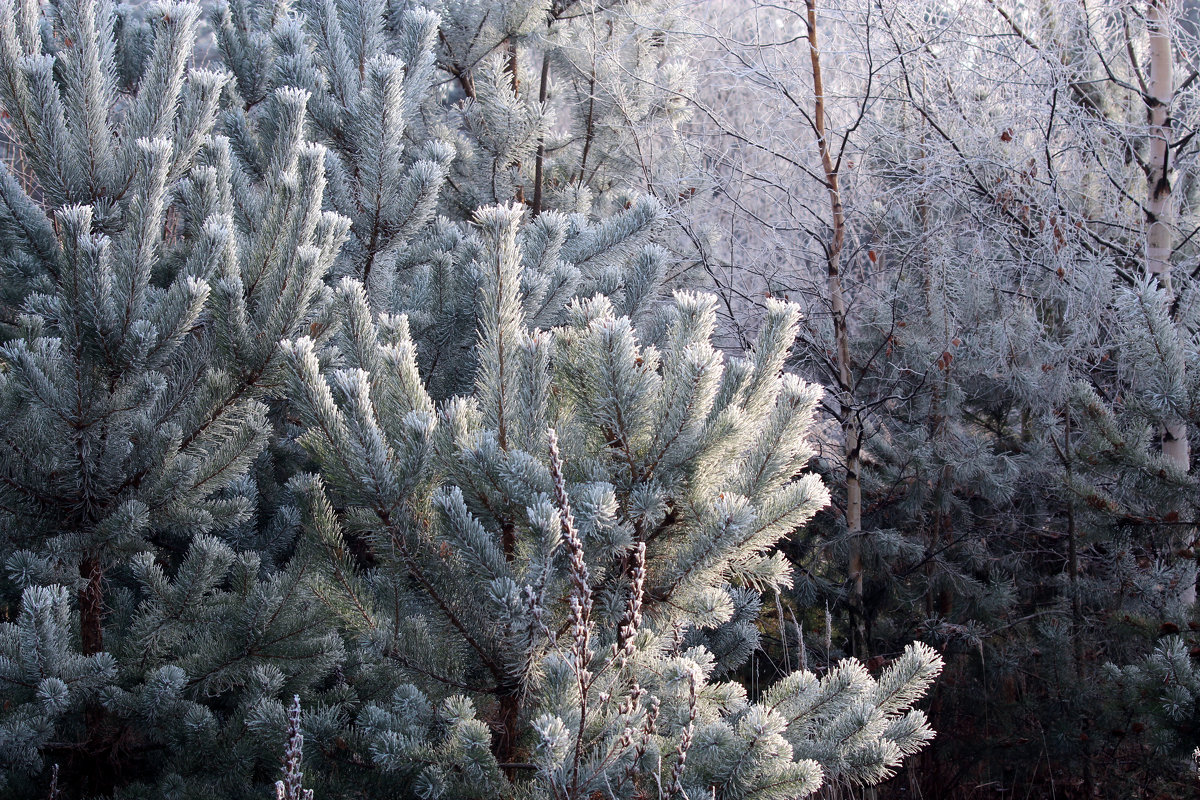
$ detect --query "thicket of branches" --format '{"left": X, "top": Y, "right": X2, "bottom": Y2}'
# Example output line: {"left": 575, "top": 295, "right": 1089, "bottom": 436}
{"left": 0, "top": 0, "right": 1198, "bottom": 798}
{"left": 675, "top": 0, "right": 1200, "bottom": 796}
{"left": 0, "top": 0, "right": 944, "bottom": 798}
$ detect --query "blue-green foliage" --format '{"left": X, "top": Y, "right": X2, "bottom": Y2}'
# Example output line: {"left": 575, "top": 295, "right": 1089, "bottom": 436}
{"left": 0, "top": 0, "right": 942, "bottom": 797}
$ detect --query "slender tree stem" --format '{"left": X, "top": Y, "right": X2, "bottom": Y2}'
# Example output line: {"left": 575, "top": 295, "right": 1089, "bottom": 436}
{"left": 805, "top": 0, "right": 865, "bottom": 657}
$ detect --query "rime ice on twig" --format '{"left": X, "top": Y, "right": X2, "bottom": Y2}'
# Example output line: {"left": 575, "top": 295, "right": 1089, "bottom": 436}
{"left": 614, "top": 541, "right": 646, "bottom": 669}
{"left": 548, "top": 427, "right": 595, "bottom": 794}
{"left": 275, "top": 695, "right": 313, "bottom": 800}
{"left": 547, "top": 427, "right": 593, "bottom": 686}
{"left": 669, "top": 671, "right": 698, "bottom": 799}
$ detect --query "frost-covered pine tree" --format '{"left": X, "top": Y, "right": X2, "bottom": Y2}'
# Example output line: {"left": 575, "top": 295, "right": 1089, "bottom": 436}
{"left": 215, "top": 0, "right": 672, "bottom": 399}
{"left": 0, "top": 0, "right": 348, "bottom": 794}
{"left": 0, "top": 0, "right": 942, "bottom": 797}
{"left": 280, "top": 204, "right": 943, "bottom": 798}
{"left": 423, "top": 0, "right": 695, "bottom": 216}
{"left": 1100, "top": 636, "right": 1200, "bottom": 765}
{"left": 216, "top": 0, "right": 452, "bottom": 300}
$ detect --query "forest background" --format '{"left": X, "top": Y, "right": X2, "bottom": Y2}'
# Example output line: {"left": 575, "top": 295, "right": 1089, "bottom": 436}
{"left": 0, "top": 0, "right": 1198, "bottom": 798}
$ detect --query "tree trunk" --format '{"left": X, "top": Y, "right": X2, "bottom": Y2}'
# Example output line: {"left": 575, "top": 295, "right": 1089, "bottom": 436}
{"left": 79, "top": 555, "right": 104, "bottom": 655}
{"left": 78, "top": 553, "right": 116, "bottom": 793}
{"left": 493, "top": 682, "right": 522, "bottom": 776}
{"left": 1146, "top": 0, "right": 1194, "bottom": 604}
{"left": 532, "top": 51, "right": 551, "bottom": 217}
{"left": 507, "top": 39, "right": 526, "bottom": 206}
{"left": 1147, "top": 0, "right": 1183, "bottom": 459}
{"left": 805, "top": 0, "right": 866, "bottom": 657}
{"left": 1062, "top": 409, "right": 1093, "bottom": 797}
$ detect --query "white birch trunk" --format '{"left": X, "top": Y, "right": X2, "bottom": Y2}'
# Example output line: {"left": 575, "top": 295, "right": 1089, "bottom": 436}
{"left": 1146, "top": 0, "right": 1194, "bottom": 604}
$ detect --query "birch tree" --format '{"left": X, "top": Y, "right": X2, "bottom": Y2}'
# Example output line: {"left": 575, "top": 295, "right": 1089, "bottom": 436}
{"left": 679, "top": 0, "right": 1200, "bottom": 794}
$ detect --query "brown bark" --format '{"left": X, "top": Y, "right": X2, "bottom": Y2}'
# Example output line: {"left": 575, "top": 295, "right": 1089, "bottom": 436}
{"left": 577, "top": 70, "right": 597, "bottom": 184}
{"left": 493, "top": 683, "right": 522, "bottom": 776}
{"left": 79, "top": 555, "right": 104, "bottom": 655}
{"left": 1063, "top": 408, "right": 1093, "bottom": 797}
{"left": 78, "top": 554, "right": 118, "bottom": 795}
{"left": 805, "top": 0, "right": 866, "bottom": 656}
{"left": 507, "top": 39, "right": 519, "bottom": 95}
{"left": 532, "top": 52, "right": 551, "bottom": 217}
{"left": 507, "top": 39, "right": 526, "bottom": 206}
